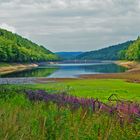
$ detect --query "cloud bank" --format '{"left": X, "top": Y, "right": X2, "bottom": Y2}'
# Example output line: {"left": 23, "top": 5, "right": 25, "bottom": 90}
{"left": 0, "top": 0, "right": 140, "bottom": 51}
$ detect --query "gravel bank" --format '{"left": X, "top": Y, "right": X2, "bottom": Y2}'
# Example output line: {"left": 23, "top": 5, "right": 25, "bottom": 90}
{"left": 0, "top": 78, "right": 36, "bottom": 84}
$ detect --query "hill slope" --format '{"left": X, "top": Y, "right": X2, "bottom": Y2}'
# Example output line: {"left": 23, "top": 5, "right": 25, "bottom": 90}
{"left": 56, "top": 52, "right": 83, "bottom": 60}
{"left": 124, "top": 37, "right": 140, "bottom": 60}
{"left": 77, "top": 41, "right": 133, "bottom": 60}
{"left": 0, "top": 28, "right": 59, "bottom": 62}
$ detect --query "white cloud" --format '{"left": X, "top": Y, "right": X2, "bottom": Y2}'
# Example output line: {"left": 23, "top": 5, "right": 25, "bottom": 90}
{"left": 0, "top": 23, "right": 16, "bottom": 33}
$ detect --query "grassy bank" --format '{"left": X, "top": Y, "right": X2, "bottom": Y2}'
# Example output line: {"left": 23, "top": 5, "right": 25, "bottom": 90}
{"left": 3, "top": 79, "right": 140, "bottom": 102}
{"left": 0, "top": 63, "right": 38, "bottom": 75}
{"left": 0, "top": 63, "right": 11, "bottom": 67}
{"left": 0, "top": 85, "right": 140, "bottom": 140}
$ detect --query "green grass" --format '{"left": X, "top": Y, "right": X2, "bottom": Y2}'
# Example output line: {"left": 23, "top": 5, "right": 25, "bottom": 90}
{"left": 0, "top": 79, "right": 140, "bottom": 139}
{"left": 0, "top": 90, "right": 139, "bottom": 140}
{"left": 5, "top": 79, "right": 140, "bottom": 102}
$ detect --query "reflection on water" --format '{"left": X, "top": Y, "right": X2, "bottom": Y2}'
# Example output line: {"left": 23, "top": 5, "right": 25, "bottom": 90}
{"left": 1, "top": 63, "right": 127, "bottom": 78}
{"left": 0, "top": 67, "right": 57, "bottom": 78}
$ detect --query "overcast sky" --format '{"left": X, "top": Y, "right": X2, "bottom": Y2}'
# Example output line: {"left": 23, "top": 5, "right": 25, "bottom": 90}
{"left": 0, "top": 0, "right": 140, "bottom": 52}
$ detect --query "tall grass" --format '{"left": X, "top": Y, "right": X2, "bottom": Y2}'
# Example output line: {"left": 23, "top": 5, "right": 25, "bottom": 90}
{"left": 0, "top": 87, "right": 140, "bottom": 140}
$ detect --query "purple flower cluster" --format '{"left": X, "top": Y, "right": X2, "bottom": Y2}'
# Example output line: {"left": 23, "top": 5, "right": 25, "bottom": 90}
{"left": 116, "top": 101, "right": 140, "bottom": 118}
{"left": 24, "top": 90, "right": 140, "bottom": 120}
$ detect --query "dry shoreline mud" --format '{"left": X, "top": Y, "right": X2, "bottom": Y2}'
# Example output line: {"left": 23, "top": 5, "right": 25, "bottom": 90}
{"left": 114, "top": 61, "right": 140, "bottom": 71}
{"left": 0, "top": 63, "right": 38, "bottom": 75}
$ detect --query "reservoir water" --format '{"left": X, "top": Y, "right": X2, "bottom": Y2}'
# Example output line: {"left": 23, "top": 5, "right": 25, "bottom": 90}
{"left": 1, "top": 62, "right": 127, "bottom": 78}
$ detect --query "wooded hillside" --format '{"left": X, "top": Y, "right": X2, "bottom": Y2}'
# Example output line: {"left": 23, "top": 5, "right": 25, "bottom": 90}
{"left": 0, "top": 28, "right": 59, "bottom": 62}
{"left": 77, "top": 41, "right": 133, "bottom": 60}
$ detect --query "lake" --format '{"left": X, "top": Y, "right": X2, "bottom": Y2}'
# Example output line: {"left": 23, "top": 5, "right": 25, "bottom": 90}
{"left": 1, "top": 62, "right": 127, "bottom": 78}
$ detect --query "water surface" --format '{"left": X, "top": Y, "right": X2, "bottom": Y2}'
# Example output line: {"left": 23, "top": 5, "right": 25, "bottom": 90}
{"left": 1, "top": 62, "right": 127, "bottom": 78}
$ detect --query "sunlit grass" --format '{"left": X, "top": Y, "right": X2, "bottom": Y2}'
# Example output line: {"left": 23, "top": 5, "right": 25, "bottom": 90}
{"left": 0, "top": 90, "right": 139, "bottom": 140}
{"left": 5, "top": 79, "right": 140, "bottom": 102}
{"left": 1, "top": 79, "right": 140, "bottom": 139}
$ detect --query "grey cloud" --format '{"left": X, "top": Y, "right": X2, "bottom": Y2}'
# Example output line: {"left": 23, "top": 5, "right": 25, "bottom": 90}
{"left": 0, "top": 0, "right": 140, "bottom": 52}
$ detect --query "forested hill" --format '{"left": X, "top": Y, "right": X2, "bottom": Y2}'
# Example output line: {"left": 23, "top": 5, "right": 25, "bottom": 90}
{"left": 0, "top": 28, "right": 59, "bottom": 62}
{"left": 56, "top": 52, "right": 83, "bottom": 60}
{"left": 76, "top": 41, "right": 133, "bottom": 60}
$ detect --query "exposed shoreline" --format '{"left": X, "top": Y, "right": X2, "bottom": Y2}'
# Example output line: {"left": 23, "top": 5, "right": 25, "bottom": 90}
{"left": 0, "top": 63, "right": 38, "bottom": 75}
{"left": 114, "top": 61, "right": 140, "bottom": 72}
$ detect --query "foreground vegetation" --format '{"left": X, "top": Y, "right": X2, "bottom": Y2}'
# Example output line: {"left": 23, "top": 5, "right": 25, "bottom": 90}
{"left": 0, "top": 85, "right": 140, "bottom": 140}
{"left": 0, "top": 28, "right": 59, "bottom": 62}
